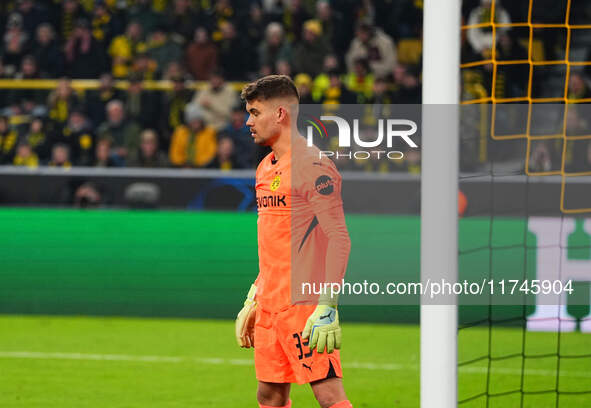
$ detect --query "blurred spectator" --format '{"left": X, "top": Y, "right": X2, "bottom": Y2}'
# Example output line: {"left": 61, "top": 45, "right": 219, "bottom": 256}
{"left": 16, "top": 0, "right": 48, "bottom": 39}
{"left": 207, "top": 136, "right": 236, "bottom": 170}
{"left": 97, "top": 99, "right": 141, "bottom": 165}
{"left": 48, "top": 143, "right": 72, "bottom": 168}
{"left": 344, "top": 58, "right": 374, "bottom": 103}
{"left": 47, "top": 78, "right": 81, "bottom": 128}
{"left": 94, "top": 136, "right": 116, "bottom": 167}
{"left": 369, "top": 76, "right": 395, "bottom": 105}
{"left": 85, "top": 73, "right": 124, "bottom": 127}
{"left": 91, "top": 0, "right": 121, "bottom": 47}
{"left": 496, "top": 32, "right": 528, "bottom": 98}
{"left": 74, "top": 182, "right": 106, "bottom": 207}
{"left": 55, "top": 108, "right": 94, "bottom": 166}
{"left": 320, "top": 70, "right": 356, "bottom": 105}
{"left": 218, "top": 105, "right": 254, "bottom": 169}
{"left": 276, "top": 59, "right": 292, "bottom": 77}
{"left": 11, "top": 55, "right": 45, "bottom": 107}
{"left": 346, "top": 20, "right": 397, "bottom": 79}
{"left": 12, "top": 141, "right": 38, "bottom": 167}
{"left": 190, "top": 70, "right": 237, "bottom": 131}
{"left": 160, "top": 76, "right": 192, "bottom": 146}
{"left": 162, "top": 61, "right": 188, "bottom": 81}
{"left": 217, "top": 21, "right": 250, "bottom": 80}
{"left": 169, "top": 104, "right": 217, "bottom": 168}
{"left": 64, "top": 18, "right": 107, "bottom": 78}
{"left": 278, "top": 0, "right": 310, "bottom": 43}
{"left": 242, "top": 3, "right": 266, "bottom": 51}
{"left": 0, "top": 116, "right": 18, "bottom": 164}
{"left": 108, "top": 21, "right": 146, "bottom": 79}
{"left": 26, "top": 116, "right": 50, "bottom": 161}
{"left": 130, "top": 50, "right": 158, "bottom": 80}
{"left": 58, "top": 0, "right": 88, "bottom": 43}
{"left": 127, "top": 129, "right": 169, "bottom": 168}
{"left": 33, "top": 24, "right": 63, "bottom": 77}
{"left": 382, "top": 0, "right": 422, "bottom": 40}
{"left": 3, "top": 12, "right": 30, "bottom": 70}
{"left": 568, "top": 73, "right": 591, "bottom": 100}
{"left": 185, "top": 27, "right": 218, "bottom": 80}
{"left": 258, "top": 23, "right": 292, "bottom": 75}
{"left": 312, "top": 54, "right": 339, "bottom": 101}
{"left": 16, "top": 54, "right": 39, "bottom": 79}
{"left": 146, "top": 24, "right": 182, "bottom": 78}
{"left": 294, "top": 73, "right": 315, "bottom": 104}
{"left": 315, "top": 0, "right": 347, "bottom": 56}
{"left": 207, "top": 0, "right": 236, "bottom": 42}
{"left": 128, "top": 0, "right": 162, "bottom": 35}
{"left": 293, "top": 20, "right": 332, "bottom": 77}
{"left": 168, "top": 0, "right": 202, "bottom": 43}
{"left": 467, "top": 0, "right": 510, "bottom": 56}
{"left": 392, "top": 65, "right": 421, "bottom": 104}
{"left": 529, "top": 141, "right": 554, "bottom": 172}
{"left": 124, "top": 75, "right": 159, "bottom": 130}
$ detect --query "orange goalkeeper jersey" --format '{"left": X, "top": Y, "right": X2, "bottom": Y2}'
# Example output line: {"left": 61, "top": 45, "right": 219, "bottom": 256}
{"left": 255, "top": 138, "right": 350, "bottom": 312}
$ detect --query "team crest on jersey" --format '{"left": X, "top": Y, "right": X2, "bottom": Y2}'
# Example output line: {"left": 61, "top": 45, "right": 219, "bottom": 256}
{"left": 270, "top": 175, "right": 281, "bottom": 191}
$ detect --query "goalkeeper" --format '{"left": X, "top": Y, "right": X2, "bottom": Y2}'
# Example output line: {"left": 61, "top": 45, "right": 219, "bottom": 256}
{"left": 235, "top": 75, "right": 353, "bottom": 408}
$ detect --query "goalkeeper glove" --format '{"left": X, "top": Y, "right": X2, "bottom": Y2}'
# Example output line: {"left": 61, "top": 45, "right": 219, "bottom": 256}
{"left": 235, "top": 284, "right": 257, "bottom": 348}
{"left": 302, "top": 305, "right": 341, "bottom": 354}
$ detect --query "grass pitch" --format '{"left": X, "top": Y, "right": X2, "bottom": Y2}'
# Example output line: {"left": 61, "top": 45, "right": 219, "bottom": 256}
{"left": 0, "top": 315, "right": 589, "bottom": 407}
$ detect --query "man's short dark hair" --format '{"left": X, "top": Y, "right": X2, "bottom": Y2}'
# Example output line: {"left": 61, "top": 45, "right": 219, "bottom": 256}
{"left": 241, "top": 75, "right": 299, "bottom": 103}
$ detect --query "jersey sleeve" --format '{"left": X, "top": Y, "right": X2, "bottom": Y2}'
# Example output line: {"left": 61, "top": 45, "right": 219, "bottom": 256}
{"left": 295, "top": 158, "right": 351, "bottom": 302}
{"left": 295, "top": 158, "right": 343, "bottom": 214}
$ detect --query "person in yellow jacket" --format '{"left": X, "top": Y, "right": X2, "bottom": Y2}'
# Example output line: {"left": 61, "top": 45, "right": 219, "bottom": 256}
{"left": 169, "top": 104, "right": 217, "bottom": 168}
{"left": 108, "top": 21, "right": 146, "bottom": 78}
{"left": 13, "top": 142, "right": 39, "bottom": 168}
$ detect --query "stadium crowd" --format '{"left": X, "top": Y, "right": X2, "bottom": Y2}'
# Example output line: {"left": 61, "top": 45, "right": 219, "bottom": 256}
{"left": 0, "top": 0, "right": 589, "bottom": 173}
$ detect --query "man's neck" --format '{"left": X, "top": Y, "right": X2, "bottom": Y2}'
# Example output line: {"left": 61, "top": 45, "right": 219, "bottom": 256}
{"left": 270, "top": 131, "right": 305, "bottom": 161}
{"left": 270, "top": 129, "right": 291, "bottom": 161}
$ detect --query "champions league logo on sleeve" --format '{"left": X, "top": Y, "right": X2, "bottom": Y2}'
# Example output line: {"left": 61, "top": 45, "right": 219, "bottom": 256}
{"left": 304, "top": 114, "right": 419, "bottom": 161}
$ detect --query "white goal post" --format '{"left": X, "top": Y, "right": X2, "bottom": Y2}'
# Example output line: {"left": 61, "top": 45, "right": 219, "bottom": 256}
{"left": 420, "top": 1, "right": 461, "bottom": 407}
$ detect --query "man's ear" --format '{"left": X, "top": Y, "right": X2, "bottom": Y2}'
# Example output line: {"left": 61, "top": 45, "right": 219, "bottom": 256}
{"left": 276, "top": 106, "right": 288, "bottom": 123}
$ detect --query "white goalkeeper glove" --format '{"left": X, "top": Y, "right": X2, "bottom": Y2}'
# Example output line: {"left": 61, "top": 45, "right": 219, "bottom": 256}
{"left": 302, "top": 305, "right": 341, "bottom": 354}
{"left": 235, "top": 284, "right": 257, "bottom": 348}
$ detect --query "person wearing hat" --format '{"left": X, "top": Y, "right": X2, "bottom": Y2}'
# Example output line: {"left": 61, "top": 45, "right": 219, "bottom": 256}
{"left": 292, "top": 19, "right": 332, "bottom": 77}
{"left": 168, "top": 104, "right": 217, "bottom": 168}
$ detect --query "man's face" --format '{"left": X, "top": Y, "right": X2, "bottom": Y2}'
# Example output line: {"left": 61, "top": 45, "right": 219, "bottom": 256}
{"left": 37, "top": 26, "right": 51, "bottom": 44}
{"left": 141, "top": 137, "right": 157, "bottom": 157}
{"left": 107, "top": 105, "right": 124, "bottom": 124}
{"left": 245, "top": 99, "right": 280, "bottom": 146}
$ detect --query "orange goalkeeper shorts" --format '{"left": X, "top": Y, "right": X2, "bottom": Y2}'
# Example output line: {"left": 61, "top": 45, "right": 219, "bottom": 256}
{"left": 254, "top": 305, "right": 343, "bottom": 384}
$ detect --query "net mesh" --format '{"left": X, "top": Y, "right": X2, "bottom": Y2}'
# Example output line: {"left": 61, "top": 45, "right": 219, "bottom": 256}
{"left": 458, "top": 0, "right": 591, "bottom": 405}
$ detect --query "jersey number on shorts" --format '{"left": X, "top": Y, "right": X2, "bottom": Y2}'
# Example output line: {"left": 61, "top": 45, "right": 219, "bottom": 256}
{"left": 292, "top": 332, "right": 313, "bottom": 360}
